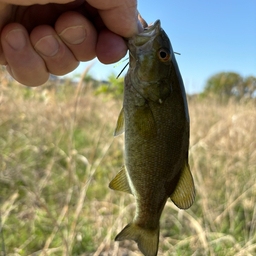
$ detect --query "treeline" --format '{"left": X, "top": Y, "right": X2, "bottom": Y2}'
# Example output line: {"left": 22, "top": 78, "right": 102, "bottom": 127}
{"left": 201, "top": 72, "right": 256, "bottom": 100}
{"left": 86, "top": 71, "right": 256, "bottom": 102}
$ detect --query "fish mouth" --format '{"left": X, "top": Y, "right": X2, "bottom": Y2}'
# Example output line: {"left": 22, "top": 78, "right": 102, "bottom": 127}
{"left": 135, "top": 20, "right": 161, "bottom": 45}
{"left": 127, "top": 20, "right": 161, "bottom": 65}
{"left": 129, "top": 20, "right": 161, "bottom": 48}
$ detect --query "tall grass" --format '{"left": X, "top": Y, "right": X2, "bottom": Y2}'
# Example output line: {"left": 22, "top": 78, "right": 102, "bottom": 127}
{"left": 0, "top": 69, "right": 255, "bottom": 256}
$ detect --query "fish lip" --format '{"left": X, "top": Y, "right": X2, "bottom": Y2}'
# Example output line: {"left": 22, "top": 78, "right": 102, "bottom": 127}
{"left": 127, "top": 20, "right": 161, "bottom": 65}
{"left": 127, "top": 20, "right": 161, "bottom": 48}
{"left": 140, "top": 19, "right": 161, "bottom": 37}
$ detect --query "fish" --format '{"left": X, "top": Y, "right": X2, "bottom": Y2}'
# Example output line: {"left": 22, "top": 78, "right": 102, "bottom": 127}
{"left": 109, "top": 20, "right": 195, "bottom": 256}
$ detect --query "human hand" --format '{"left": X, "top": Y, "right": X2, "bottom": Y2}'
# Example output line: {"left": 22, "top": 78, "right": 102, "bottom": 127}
{"left": 0, "top": 0, "right": 142, "bottom": 86}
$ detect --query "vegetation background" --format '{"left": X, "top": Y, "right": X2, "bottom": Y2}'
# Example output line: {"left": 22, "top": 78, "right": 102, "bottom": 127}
{"left": 0, "top": 66, "right": 256, "bottom": 256}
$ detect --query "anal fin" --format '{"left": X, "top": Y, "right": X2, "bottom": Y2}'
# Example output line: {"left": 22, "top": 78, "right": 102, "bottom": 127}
{"left": 109, "top": 165, "right": 132, "bottom": 195}
{"left": 170, "top": 162, "right": 195, "bottom": 209}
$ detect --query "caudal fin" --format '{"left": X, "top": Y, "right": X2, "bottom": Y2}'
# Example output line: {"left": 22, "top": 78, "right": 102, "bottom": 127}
{"left": 115, "top": 223, "right": 159, "bottom": 256}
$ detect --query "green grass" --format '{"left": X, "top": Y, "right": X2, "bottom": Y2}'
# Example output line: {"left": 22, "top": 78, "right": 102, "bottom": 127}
{"left": 0, "top": 71, "right": 256, "bottom": 256}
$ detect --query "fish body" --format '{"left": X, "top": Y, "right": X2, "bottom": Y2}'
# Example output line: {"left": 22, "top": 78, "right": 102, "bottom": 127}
{"left": 110, "top": 20, "right": 195, "bottom": 256}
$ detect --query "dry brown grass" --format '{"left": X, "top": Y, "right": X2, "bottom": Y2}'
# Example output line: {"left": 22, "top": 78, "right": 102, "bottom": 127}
{"left": 0, "top": 68, "right": 255, "bottom": 256}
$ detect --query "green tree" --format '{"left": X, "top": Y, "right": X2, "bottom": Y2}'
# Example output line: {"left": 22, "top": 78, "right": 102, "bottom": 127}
{"left": 243, "top": 76, "right": 256, "bottom": 98}
{"left": 203, "top": 72, "right": 243, "bottom": 99}
{"left": 94, "top": 73, "right": 124, "bottom": 99}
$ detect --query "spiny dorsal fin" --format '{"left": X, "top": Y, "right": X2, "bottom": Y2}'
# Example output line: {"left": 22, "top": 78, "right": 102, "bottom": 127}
{"left": 114, "top": 107, "right": 125, "bottom": 137}
{"left": 109, "top": 165, "right": 132, "bottom": 194}
{"left": 170, "top": 162, "right": 195, "bottom": 209}
{"left": 134, "top": 104, "right": 157, "bottom": 140}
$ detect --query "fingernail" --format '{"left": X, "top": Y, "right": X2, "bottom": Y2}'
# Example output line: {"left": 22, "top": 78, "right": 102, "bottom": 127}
{"left": 35, "top": 35, "right": 59, "bottom": 57}
{"left": 59, "top": 26, "right": 86, "bottom": 45}
{"left": 6, "top": 29, "right": 26, "bottom": 50}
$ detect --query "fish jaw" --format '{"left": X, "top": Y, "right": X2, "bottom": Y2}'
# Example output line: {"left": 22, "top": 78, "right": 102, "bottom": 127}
{"left": 126, "top": 20, "right": 174, "bottom": 104}
{"left": 127, "top": 19, "right": 162, "bottom": 74}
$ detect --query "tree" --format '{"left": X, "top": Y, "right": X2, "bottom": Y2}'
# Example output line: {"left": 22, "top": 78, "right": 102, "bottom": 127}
{"left": 107, "top": 73, "right": 124, "bottom": 97}
{"left": 204, "top": 72, "right": 243, "bottom": 98}
{"left": 243, "top": 76, "right": 256, "bottom": 98}
{"left": 94, "top": 73, "right": 124, "bottom": 99}
{"left": 202, "top": 72, "right": 256, "bottom": 99}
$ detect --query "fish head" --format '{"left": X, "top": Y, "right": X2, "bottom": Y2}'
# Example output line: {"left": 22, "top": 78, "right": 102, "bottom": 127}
{"left": 127, "top": 20, "right": 174, "bottom": 103}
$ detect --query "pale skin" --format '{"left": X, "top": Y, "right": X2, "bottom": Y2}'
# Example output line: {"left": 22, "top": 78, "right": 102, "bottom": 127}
{"left": 0, "top": 0, "right": 142, "bottom": 86}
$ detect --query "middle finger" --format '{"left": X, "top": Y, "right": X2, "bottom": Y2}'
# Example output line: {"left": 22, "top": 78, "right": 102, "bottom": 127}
{"left": 30, "top": 24, "right": 79, "bottom": 76}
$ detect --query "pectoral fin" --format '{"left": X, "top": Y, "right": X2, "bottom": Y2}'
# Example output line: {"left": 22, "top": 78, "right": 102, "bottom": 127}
{"left": 170, "top": 162, "right": 195, "bottom": 209}
{"left": 114, "top": 107, "right": 125, "bottom": 137}
{"left": 109, "top": 165, "right": 132, "bottom": 195}
{"left": 134, "top": 104, "right": 157, "bottom": 140}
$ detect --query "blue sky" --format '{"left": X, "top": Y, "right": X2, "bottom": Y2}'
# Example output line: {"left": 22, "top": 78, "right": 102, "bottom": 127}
{"left": 70, "top": 0, "right": 256, "bottom": 94}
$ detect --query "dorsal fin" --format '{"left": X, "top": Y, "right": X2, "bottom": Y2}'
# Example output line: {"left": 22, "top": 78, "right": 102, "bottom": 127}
{"left": 170, "top": 162, "right": 195, "bottom": 209}
{"left": 114, "top": 107, "right": 125, "bottom": 137}
{"left": 109, "top": 165, "right": 132, "bottom": 195}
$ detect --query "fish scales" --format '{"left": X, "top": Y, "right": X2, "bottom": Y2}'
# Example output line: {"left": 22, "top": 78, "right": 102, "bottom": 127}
{"left": 110, "top": 19, "right": 195, "bottom": 256}
{"left": 124, "top": 72, "right": 187, "bottom": 224}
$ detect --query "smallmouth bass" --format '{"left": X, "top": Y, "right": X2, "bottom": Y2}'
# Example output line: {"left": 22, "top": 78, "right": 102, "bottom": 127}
{"left": 110, "top": 20, "right": 195, "bottom": 256}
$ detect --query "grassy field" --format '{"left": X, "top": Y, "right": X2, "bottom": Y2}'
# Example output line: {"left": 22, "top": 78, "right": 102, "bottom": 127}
{"left": 0, "top": 70, "right": 256, "bottom": 256}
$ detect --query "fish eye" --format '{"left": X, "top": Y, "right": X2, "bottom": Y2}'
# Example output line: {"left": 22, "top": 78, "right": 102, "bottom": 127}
{"left": 158, "top": 49, "right": 170, "bottom": 62}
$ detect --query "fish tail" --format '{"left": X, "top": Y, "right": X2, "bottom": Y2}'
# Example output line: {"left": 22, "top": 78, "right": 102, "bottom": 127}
{"left": 115, "top": 223, "right": 159, "bottom": 256}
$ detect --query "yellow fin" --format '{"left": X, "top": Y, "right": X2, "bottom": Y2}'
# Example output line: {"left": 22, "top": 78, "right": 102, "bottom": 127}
{"left": 109, "top": 166, "right": 132, "bottom": 194}
{"left": 115, "top": 223, "right": 159, "bottom": 256}
{"left": 170, "top": 162, "right": 195, "bottom": 209}
{"left": 134, "top": 104, "right": 157, "bottom": 140}
{"left": 113, "top": 107, "right": 125, "bottom": 137}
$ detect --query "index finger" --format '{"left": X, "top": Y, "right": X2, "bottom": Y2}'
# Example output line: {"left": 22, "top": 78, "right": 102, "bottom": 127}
{"left": 86, "top": 0, "right": 142, "bottom": 37}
